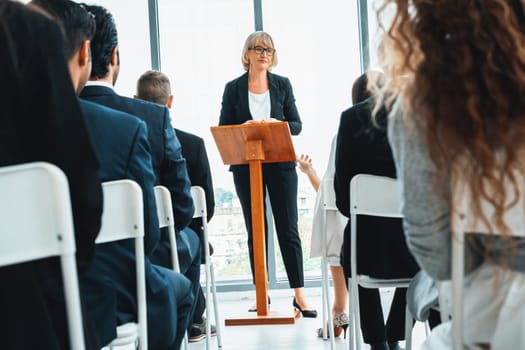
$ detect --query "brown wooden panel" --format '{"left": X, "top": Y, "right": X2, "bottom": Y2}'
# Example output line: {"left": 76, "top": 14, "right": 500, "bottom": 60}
{"left": 210, "top": 122, "right": 296, "bottom": 165}
{"left": 224, "top": 310, "right": 299, "bottom": 326}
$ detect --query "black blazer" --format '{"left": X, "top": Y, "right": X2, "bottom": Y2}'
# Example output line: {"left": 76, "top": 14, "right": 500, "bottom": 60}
{"left": 0, "top": 5, "right": 102, "bottom": 349}
{"left": 219, "top": 72, "right": 302, "bottom": 169}
{"left": 79, "top": 99, "right": 159, "bottom": 347}
{"left": 175, "top": 128, "right": 215, "bottom": 222}
{"left": 80, "top": 85, "right": 194, "bottom": 231}
{"left": 174, "top": 128, "right": 215, "bottom": 261}
{"left": 334, "top": 98, "right": 418, "bottom": 279}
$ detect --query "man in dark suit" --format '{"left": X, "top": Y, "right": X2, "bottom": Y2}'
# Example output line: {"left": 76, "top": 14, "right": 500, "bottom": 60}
{"left": 31, "top": 1, "right": 194, "bottom": 349}
{"left": 78, "top": 4, "right": 199, "bottom": 347}
{"left": 135, "top": 70, "right": 216, "bottom": 342}
{"left": 334, "top": 72, "right": 419, "bottom": 350}
{"left": 0, "top": 3, "right": 103, "bottom": 349}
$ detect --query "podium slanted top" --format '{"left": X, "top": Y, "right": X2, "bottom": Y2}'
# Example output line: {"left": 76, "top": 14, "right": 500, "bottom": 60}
{"left": 211, "top": 121, "right": 296, "bottom": 166}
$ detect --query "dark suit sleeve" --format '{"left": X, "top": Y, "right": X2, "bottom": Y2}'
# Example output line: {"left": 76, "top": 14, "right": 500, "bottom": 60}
{"left": 160, "top": 108, "right": 194, "bottom": 230}
{"left": 125, "top": 121, "right": 160, "bottom": 255}
{"left": 334, "top": 111, "right": 353, "bottom": 218}
{"left": 282, "top": 77, "right": 302, "bottom": 135}
{"left": 194, "top": 138, "right": 215, "bottom": 221}
{"left": 219, "top": 81, "right": 237, "bottom": 126}
{"left": 34, "top": 19, "right": 103, "bottom": 268}
{"left": 334, "top": 103, "right": 397, "bottom": 218}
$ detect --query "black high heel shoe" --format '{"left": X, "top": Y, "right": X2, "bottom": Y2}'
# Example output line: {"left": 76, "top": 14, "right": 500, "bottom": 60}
{"left": 292, "top": 297, "right": 318, "bottom": 318}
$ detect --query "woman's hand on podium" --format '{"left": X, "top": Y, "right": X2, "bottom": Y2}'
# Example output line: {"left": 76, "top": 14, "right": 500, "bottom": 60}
{"left": 243, "top": 118, "right": 282, "bottom": 125}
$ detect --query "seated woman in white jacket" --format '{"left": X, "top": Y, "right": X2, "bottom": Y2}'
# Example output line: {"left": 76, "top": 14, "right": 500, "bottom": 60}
{"left": 297, "top": 138, "right": 348, "bottom": 338}
{"left": 378, "top": 0, "right": 525, "bottom": 349}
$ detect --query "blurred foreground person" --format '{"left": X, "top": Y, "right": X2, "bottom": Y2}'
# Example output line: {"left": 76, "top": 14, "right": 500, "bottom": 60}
{"left": 381, "top": 0, "right": 525, "bottom": 348}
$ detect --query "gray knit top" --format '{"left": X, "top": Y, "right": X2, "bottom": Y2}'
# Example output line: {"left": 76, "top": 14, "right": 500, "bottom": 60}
{"left": 387, "top": 104, "right": 525, "bottom": 280}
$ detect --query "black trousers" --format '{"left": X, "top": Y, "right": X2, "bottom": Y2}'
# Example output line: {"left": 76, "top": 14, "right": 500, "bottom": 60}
{"left": 358, "top": 286, "right": 408, "bottom": 344}
{"left": 232, "top": 163, "right": 304, "bottom": 288}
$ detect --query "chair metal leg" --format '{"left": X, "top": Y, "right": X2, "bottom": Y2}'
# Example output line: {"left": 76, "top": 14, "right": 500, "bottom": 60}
{"left": 351, "top": 278, "right": 362, "bottom": 350}
{"left": 348, "top": 278, "right": 355, "bottom": 350}
{"left": 321, "top": 261, "right": 328, "bottom": 340}
{"left": 211, "top": 264, "right": 222, "bottom": 348}
{"left": 320, "top": 207, "right": 336, "bottom": 349}
{"left": 405, "top": 305, "right": 412, "bottom": 350}
{"left": 182, "top": 332, "right": 188, "bottom": 350}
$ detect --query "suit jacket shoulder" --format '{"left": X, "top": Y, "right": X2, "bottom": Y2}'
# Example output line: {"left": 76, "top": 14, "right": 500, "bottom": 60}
{"left": 80, "top": 85, "right": 194, "bottom": 230}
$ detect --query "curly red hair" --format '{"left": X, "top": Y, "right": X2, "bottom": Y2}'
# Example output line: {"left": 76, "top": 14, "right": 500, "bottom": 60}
{"left": 378, "top": 0, "right": 525, "bottom": 246}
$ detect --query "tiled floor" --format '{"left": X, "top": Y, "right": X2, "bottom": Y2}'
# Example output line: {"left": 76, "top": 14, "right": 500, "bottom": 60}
{"left": 188, "top": 287, "right": 428, "bottom": 350}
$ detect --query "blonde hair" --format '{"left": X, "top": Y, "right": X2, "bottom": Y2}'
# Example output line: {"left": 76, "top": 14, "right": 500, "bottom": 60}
{"left": 241, "top": 31, "right": 278, "bottom": 71}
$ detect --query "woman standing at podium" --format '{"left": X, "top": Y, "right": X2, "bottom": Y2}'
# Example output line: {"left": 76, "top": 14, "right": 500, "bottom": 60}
{"left": 219, "top": 31, "right": 317, "bottom": 317}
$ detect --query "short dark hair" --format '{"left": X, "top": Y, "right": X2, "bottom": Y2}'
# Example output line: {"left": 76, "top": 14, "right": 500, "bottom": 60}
{"left": 81, "top": 4, "right": 117, "bottom": 79}
{"left": 31, "top": 0, "right": 95, "bottom": 60}
{"left": 136, "top": 70, "right": 172, "bottom": 105}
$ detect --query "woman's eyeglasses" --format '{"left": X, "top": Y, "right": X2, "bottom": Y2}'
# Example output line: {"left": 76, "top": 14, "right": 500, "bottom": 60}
{"left": 248, "top": 46, "right": 276, "bottom": 56}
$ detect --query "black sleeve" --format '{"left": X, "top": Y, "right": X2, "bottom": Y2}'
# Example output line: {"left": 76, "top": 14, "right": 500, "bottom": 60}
{"left": 32, "top": 18, "right": 103, "bottom": 269}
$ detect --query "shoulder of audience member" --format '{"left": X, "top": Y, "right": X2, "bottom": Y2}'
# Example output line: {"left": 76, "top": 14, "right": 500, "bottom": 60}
{"left": 80, "top": 99, "right": 144, "bottom": 127}
{"left": 174, "top": 128, "right": 203, "bottom": 143}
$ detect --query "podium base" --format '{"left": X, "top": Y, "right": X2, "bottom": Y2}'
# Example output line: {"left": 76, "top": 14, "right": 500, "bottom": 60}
{"left": 225, "top": 310, "right": 300, "bottom": 326}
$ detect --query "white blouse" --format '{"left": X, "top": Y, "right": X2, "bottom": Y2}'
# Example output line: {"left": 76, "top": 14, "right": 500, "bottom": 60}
{"left": 249, "top": 90, "right": 271, "bottom": 121}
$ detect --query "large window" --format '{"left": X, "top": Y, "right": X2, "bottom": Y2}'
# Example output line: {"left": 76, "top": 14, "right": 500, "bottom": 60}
{"left": 86, "top": 0, "right": 152, "bottom": 96}
{"left": 157, "top": 0, "right": 256, "bottom": 283}
{"left": 158, "top": 0, "right": 361, "bottom": 287}
{"left": 367, "top": 0, "right": 395, "bottom": 71}
{"left": 259, "top": 0, "right": 361, "bottom": 281}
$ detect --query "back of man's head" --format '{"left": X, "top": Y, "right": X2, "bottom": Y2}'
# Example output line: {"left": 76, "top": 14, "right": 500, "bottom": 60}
{"left": 81, "top": 4, "right": 117, "bottom": 79}
{"left": 136, "top": 70, "right": 172, "bottom": 106}
{"left": 31, "top": 0, "right": 95, "bottom": 60}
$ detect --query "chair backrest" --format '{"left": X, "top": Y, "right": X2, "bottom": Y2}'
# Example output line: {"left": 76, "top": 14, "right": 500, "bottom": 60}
{"left": 191, "top": 185, "right": 212, "bottom": 259}
{"left": 191, "top": 185, "right": 208, "bottom": 221}
{"left": 0, "top": 161, "right": 85, "bottom": 349}
{"left": 350, "top": 174, "right": 402, "bottom": 218}
{"left": 97, "top": 180, "right": 147, "bottom": 349}
{"left": 153, "top": 185, "right": 180, "bottom": 271}
{"left": 349, "top": 174, "right": 402, "bottom": 280}
{"left": 449, "top": 177, "right": 525, "bottom": 349}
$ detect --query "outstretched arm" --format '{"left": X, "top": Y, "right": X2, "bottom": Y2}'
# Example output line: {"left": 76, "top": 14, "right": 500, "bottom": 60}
{"left": 297, "top": 154, "right": 320, "bottom": 191}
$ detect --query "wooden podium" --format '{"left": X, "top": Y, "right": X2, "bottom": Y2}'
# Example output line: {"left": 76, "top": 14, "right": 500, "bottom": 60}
{"left": 211, "top": 122, "right": 298, "bottom": 325}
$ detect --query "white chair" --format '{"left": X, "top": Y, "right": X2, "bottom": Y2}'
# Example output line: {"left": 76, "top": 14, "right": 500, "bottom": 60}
{"left": 153, "top": 185, "right": 189, "bottom": 350}
{"left": 348, "top": 174, "right": 412, "bottom": 350}
{"left": 319, "top": 178, "right": 338, "bottom": 350}
{"left": 97, "top": 180, "right": 147, "bottom": 350}
{"left": 191, "top": 185, "right": 222, "bottom": 349}
{"left": 0, "top": 162, "right": 86, "bottom": 349}
{"left": 444, "top": 179, "right": 525, "bottom": 349}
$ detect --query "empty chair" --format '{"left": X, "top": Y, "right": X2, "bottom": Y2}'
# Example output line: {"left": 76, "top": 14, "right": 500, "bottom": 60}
{"left": 97, "top": 180, "right": 147, "bottom": 350}
{"left": 0, "top": 162, "right": 86, "bottom": 349}
{"left": 191, "top": 185, "right": 222, "bottom": 349}
{"left": 153, "top": 185, "right": 189, "bottom": 350}
{"left": 349, "top": 174, "right": 412, "bottom": 350}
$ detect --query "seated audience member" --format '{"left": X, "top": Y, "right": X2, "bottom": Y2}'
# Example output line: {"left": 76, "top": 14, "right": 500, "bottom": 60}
{"left": 297, "top": 149, "right": 348, "bottom": 338}
{"left": 135, "top": 70, "right": 217, "bottom": 342}
{"left": 297, "top": 72, "right": 409, "bottom": 339}
{"left": 380, "top": 1, "right": 525, "bottom": 348}
{"left": 334, "top": 71, "right": 419, "bottom": 350}
{"left": 80, "top": 4, "right": 198, "bottom": 348}
{"left": 0, "top": 2, "right": 103, "bottom": 348}
{"left": 32, "top": 0, "right": 192, "bottom": 349}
